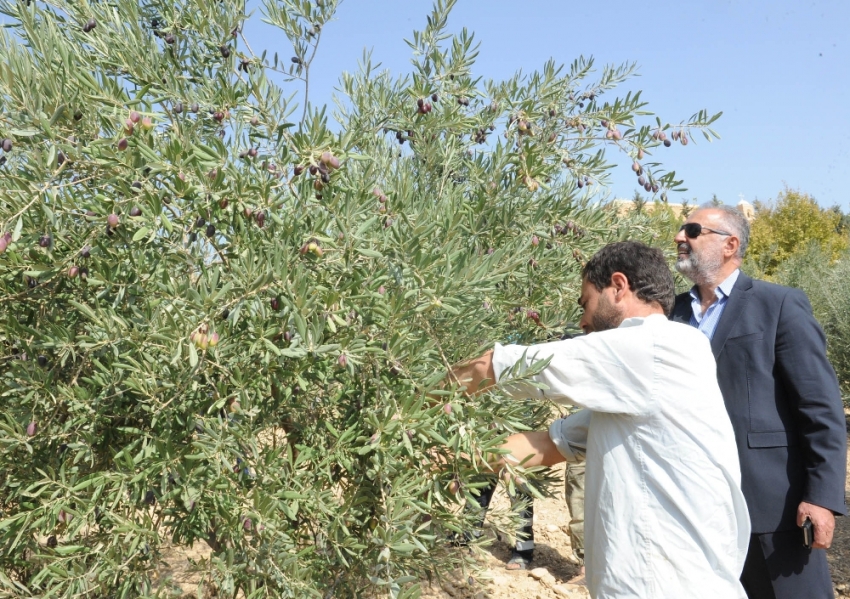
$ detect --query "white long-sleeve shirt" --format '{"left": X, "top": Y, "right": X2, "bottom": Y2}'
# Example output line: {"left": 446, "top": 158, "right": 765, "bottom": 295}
{"left": 492, "top": 314, "right": 750, "bottom": 599}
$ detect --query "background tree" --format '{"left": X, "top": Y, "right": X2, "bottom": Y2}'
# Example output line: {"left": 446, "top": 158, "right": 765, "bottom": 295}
{"left": 0, "top": 0, "right": 719, "bottom": 596}
{"left": 774, "top": 245, "right": 850, "bottom": 403}
{"left": 746, "top": 188, "right": 849, "bottom": 277}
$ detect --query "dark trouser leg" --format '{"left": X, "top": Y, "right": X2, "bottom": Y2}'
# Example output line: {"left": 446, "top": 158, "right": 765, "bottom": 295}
{"left": 469, "top": 477, "right": 497, "bottom": 528}
{"left": 467, "top": 477, "right": 534, "bottom": 554}
{"left": 741, "top": 531, "right": 834, "bottom": 599}
{"left": 511, "top": 490, "right": 534, "bottom": 553}
{"left": 741, "top": 534, "right": 777, "bottom": 599}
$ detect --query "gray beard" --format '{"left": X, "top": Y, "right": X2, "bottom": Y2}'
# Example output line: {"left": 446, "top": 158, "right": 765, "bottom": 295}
{"left": 675, "top": 245, "right": 724, "bottom": 286}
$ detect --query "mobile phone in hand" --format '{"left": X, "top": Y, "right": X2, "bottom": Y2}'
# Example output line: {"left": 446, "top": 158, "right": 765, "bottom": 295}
{"left": 802, "top": 517, "right": 814, "bottom": 549}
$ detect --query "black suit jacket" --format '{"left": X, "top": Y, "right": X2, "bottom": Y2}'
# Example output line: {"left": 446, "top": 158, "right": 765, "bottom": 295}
{"left": 672, "top": 272, "right": 847, "bottom": 533}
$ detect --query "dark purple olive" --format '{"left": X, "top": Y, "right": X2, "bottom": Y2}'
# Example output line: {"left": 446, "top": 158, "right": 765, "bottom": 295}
{"left": 47, "top": 535, "right": 57, "bottom": 548}
{"left": 37, "top": 355, "right": 47, "bottom": 367}
{"left": 38, "top": 234, "right": 51, "bottom": 248}
{"left": 205, "top": 224, "right": 215, "bottom": 237}
{"left": 189, "top": 232, "right": 197, "bottom": 242}
{"left": 73, "top": 110, "right": 83, "bottom": 121}
{"left": 637, "top": 176, "right": 646, "bottom": 187}
{"left": 129, "top": 207, "right": 142, "bottom": 217}
{"left": 144, "top": 490, "right": 156, "bottom": 505}
{"left": 117, "top": 138, "right": 128, "bottom": 151}
{"left": 190, "top": 103, "right": 199, "bottom": 113}
{"left": 270, "top": 297, "right": 280, "bottom": 311}
{"left": 283, "top": 331, "right": 292, "bottom": 343}
{"left": 247, "top": 147, "right": 258, "bottom": 158}
{"left": 164, "top": 33, "right": 175, "bottom": 45}
{"left": 432, "top": 93, "right": 439, "bottom": 102}
{"left": 663, "top": 139, "right": 672, "bottom": 147}
{"left": 174, "top": 102, "right": 183, "bottom": 114}
{"left": 219, "top": 45, "right": 230, "bottom": 58}
{"left": 107, "top": 214, "right": 119, "bottom": 228}
{"left": 195, "top": 216, "right": 205, "bottom": 228}
{"left": 80, "top": 245, "right": 91, "bottom": 258}
{"left": 3, "top": 138, "right": 14, "bottom": 152}
{"left": 79, "top": 267, "right": 88, "bottom": 281}
{"left": 291, "top": 56, "right": 301, "bottom": 64}
{"left": 255, "top": 212, "right": 265, "bottom": 228}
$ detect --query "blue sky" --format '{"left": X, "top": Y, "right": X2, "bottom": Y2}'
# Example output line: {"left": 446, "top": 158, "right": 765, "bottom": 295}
{"left": 245, "top": 0, "right": 849, "bottom": 210}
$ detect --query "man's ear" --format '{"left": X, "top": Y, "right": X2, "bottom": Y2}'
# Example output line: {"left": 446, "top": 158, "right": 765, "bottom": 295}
{"left": 724, "top": 235, "right": 740, "bottom": 259}
{"left": 610, "top": 272, "right": 629, "bottom": 299}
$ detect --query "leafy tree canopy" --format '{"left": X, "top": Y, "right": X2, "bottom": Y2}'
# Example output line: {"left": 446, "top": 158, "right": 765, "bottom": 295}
{"left": 746, "top": 188, "right": 848, "bottom": 277}
{"left": 0, "top": 0, "right": 719, "bottom": 596}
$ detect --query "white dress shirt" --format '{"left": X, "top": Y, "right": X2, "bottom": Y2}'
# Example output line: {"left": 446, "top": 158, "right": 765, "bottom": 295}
{"left": 492, "top": 314, "right": 750, "bottom": 599}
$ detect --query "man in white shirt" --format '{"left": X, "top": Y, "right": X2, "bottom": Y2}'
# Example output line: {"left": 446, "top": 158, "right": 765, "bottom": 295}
{"left": 449, "top": 241, "right": 750, "bottom": 599}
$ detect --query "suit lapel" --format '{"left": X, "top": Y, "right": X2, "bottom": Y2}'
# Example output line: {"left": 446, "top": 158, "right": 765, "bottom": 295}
{"left": 671, "top": 294, "right": 693, "bottom": 324}
{"left": 710, "top": 272, "right": 754, "bottom": 358}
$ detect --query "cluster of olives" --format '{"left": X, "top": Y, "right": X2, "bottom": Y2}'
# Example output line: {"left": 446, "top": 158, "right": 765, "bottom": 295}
{"left": 293, "top": 151, "right": 341, "bottom": 198}
{"left": 298, "top": 239, "right": 323, "bottom": 257}
{"left": 190, "top": 323, "right": 220, "bottom": 350}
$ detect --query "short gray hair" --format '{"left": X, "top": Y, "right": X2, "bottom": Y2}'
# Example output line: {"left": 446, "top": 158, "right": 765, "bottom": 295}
{"left": 699, "top": 204, "right": 750, "bottom": 258}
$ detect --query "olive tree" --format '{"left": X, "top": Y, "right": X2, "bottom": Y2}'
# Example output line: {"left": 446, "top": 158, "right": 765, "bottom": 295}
{"left": 0, "top": 0, "right": 719, "bottom": 596}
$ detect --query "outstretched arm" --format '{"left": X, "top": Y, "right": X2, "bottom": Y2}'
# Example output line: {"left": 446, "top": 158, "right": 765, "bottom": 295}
{"left": 448, "top": 349, "right": 497, "bottom": 396}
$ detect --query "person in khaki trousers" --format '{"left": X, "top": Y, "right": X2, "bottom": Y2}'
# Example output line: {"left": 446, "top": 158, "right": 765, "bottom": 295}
{"left": 551, "top": 411, "right": 586, "bottom": 584}
{"left": 565, "top": 461, "right": 585, "bottom": 571}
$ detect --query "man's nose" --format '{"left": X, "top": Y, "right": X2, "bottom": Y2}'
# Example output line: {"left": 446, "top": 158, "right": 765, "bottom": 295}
{"left": 673, "top": 228, "right": 687, "bottom": 244}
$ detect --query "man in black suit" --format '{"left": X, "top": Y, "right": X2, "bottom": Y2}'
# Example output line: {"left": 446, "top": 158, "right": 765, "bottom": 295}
{"left": 670, "top": 204, "right": 847, "bottom": 599}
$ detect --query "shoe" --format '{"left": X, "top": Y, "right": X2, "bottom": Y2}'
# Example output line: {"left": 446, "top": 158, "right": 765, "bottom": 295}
{"left": 505, "top": 549, "right": 533, "bottom": 571}
{"left": 447, "top": 529, "right": 482, "bottom": 548}
{"left": 567, "top": 566, "right": 586, "bottom": 586}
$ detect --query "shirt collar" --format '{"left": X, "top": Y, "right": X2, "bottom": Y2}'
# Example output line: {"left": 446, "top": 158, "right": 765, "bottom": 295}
{"left": 689, "top": 269, "right": 740, "bottom": 302}
{"left": 618, "top": 313, "right": 667, "bottom": 328}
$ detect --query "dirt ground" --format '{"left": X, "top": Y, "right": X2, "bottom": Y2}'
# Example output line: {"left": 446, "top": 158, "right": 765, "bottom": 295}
{"left": 161, "top": 424, "right": 850, "bottom": 599}
{"left": 420, "top": 419, "right": 850, "bottom": 599}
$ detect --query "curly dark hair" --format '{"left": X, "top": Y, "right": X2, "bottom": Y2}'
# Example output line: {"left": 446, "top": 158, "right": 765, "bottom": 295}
{"left": 582, "top": 241, "right": 675, "bottom": 315}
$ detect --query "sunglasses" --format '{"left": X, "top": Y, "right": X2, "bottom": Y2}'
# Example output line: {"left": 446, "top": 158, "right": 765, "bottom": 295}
{"left": 679, "top": 222, "right": 732, "bottom": 239}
